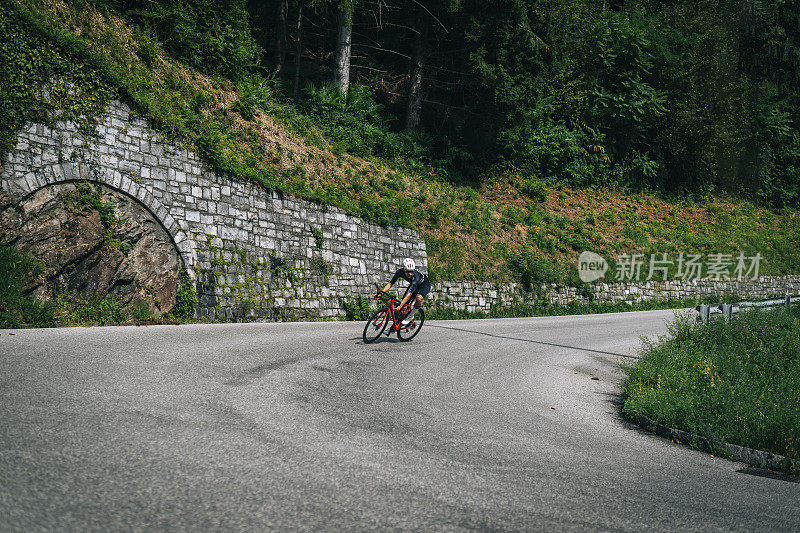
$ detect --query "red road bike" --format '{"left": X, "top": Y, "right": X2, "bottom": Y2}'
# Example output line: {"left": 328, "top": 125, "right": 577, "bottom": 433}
{"left": 362, "top": 289, "right": 425, "bottom": 343}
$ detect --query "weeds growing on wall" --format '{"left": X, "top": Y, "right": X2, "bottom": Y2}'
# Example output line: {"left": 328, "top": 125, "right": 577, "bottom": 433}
{"left": 75, "top": 182, "right": 116, "bottom": 229}
{"left": 339, "top": 294, "right": 735, "bottom": 322}
{"left": 0, "top": 3, "right": 115, "bottom": 156}
{"left": 340, "top": 295, "right": 372, "bottom": 321}
{"left": 172, "top": 272, "right": 198, "bottom": 319}
{"left": 424, "top": 296, "right": 727, "bottom": 321}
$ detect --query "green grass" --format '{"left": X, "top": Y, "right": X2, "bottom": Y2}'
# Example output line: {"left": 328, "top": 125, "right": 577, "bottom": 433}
{"left": 622, "top": 307, "right": 800, "bottom": 471}
{"left": 0, "top": 245, "right": 55, "bottom": 328}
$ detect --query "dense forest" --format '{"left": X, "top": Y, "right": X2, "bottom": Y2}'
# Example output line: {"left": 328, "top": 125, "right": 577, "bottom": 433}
{"left": 95, "top": 0, "right": 800, "bottom": 207}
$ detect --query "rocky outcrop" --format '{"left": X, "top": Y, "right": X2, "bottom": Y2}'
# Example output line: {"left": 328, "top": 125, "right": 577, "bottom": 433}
{"left": 0, "top": 183, "right": 180, "bottom": 315}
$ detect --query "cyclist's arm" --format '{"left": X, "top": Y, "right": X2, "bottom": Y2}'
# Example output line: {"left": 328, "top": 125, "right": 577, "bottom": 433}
{"left": 398, "top": 292, "right": 412, "bottom": 308}
{"left": 380, "top": 269, "right": 403, "bottom": 300}
{"left": 382, "top": 282, "right": 407, "bottom": 308}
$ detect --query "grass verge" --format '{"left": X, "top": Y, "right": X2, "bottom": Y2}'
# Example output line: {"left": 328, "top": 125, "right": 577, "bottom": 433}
{"left": 622, "top": 307, "right": 800, "bottom": 472}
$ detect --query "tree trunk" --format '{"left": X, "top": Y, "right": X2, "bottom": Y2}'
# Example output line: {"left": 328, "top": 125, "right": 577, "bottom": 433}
{"left": 405, "top": 5, "right": 427, "bottom": 132}
{"left": 293, "top": 4, "right": 303, "bottom": 94}
{"left": 274, "top": 0, "right": 288, "bottom": 74}
{"left": 332, "top": 6, "right": 353, "bottom": 96}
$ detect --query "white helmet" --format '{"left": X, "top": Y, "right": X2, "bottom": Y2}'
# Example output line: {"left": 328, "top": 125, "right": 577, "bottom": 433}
{"left": 403, "top": 257, "right": 416, "bottom": 271}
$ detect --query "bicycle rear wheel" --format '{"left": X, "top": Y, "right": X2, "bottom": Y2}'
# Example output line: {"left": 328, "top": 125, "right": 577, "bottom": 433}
{"left": 397, "top": 308, "right": 424, "bottom": 341}
{"left": 363, "top": 307, "right": 390, "bottom": 343}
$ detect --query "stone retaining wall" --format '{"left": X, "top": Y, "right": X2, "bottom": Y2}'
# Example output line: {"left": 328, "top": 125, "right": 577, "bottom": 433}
{"left": 0, "top": 99, "right": 426, "bottom": 320}
{"left": 431, "top": 277, "right": 800, "bottom": 313}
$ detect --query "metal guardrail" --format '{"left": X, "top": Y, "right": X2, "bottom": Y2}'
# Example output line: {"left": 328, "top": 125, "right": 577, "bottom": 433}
{"left": 696, "top": 295, "right": 800, "bottom": 324}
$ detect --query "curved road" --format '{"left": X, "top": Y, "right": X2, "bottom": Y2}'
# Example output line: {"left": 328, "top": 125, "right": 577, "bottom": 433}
{"left": 1, "top": 310, "right": 798, "bottom": 531}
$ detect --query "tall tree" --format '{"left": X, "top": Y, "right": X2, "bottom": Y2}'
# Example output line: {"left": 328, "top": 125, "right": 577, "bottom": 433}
{"left": 293, "top": 2, "right": 303, "bottom": 93}
{"left": 333, "top": 1, "right": 355, "bottom": 95}
{"left": 275, "top": 0, "right": 289, "bottom": 73}
{"left": 405, "top": 2, "right": 428, "bottom": 132}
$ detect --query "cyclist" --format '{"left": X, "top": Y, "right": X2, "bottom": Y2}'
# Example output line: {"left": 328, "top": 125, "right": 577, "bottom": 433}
{"left": 378, "top": 258, "right": 430, "bottom": 325}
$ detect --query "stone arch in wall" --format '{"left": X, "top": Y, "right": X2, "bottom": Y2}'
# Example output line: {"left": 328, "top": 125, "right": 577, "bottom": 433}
{"left": 2, "top": 161, "right": 194, "bottom": 269}
{"left": 1, "top": 161, "right": 192, "bottom": 315}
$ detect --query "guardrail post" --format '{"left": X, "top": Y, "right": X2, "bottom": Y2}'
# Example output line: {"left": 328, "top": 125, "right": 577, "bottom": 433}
{"left": 721, "top": 304, "right": 732, "bottom": 323}
{"left": 786, "top": 295, "right": 791, "bottom": 308}
{"left": 699, "top": 304, "right": 710, "bottom": 325}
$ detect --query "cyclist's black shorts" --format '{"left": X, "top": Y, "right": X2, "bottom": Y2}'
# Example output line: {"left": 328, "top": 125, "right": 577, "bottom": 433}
{"left": 408, "top": 279, "right": 431, "bottom": 299}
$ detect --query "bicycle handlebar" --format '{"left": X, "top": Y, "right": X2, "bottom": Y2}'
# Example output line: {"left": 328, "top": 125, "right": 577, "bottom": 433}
{"left": 374, "top": 288, "right": 403, "bottom": 305}
{"left": 374, "top": 288, "right": 395, "bottom": 299}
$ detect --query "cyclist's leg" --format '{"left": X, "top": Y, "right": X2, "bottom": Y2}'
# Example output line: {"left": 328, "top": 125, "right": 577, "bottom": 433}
{"left": 415, "top": 280, "right": 430, "bottom": 307}
{"left": 402, "top": 290, "right": 423, "bottom": 324}
{"left": 413, "top": 294, "right": 424, "bottom": 308}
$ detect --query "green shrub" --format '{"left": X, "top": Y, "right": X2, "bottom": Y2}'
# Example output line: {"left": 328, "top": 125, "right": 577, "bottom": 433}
{"left": 299, "top": 83, "right": 398, "bottom": 158}
{"left": 233, "top": 74, "right": 275, "bottom": 120}
{"left": 341, "top": 295, "right": 372, "bottom": 321}
{"left": 507, "top": 249, "right": 560, "bottom": 292}
{"left": 172, "top": 272, "right": 198, "bottom": 318}
{"left": 132, "top": 26, "right": 161, "bottom": 67}
{"left": 500, "top": 121, "right": 608, "bottom": 188}
{"left": 519, "top": 177, "right": 549, "bottom": 202}
{"left": 586, "top": 18, "right": 666, "bottom": 172}
{"left": 109, "top": 0, "right": 259, "bottom": 80}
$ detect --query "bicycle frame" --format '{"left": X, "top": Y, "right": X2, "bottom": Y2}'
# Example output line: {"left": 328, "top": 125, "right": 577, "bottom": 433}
{"left": 376, "top": 291, "right": 414, "bottom": 332}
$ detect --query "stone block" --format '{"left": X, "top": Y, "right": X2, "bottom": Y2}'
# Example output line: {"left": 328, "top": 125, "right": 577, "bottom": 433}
{"left": 119, "top": 160, "right": 140, "bottom": 175}
{"left": 176, "top": 240, "right": 192, "bottom": 254}
{"left": 150, "top": 167, "right": 166, "bottom": 181}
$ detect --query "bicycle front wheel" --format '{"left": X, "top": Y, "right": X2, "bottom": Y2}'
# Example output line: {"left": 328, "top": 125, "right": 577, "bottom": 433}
{"left": 397, "top": 309, "right": 425, "bottom": 341}
{"left": 363, "top": 307, "right": 390, "bottom": 343}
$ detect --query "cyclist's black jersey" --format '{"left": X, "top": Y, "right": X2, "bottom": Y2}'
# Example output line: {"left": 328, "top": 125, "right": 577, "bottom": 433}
{"left": 391, "top": 268, "right": 430, "bottom": 297}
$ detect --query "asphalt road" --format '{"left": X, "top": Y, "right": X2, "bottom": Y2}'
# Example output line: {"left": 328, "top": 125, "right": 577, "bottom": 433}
{"left": 1, "top": 310, "right": 798, "bottom": 531}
